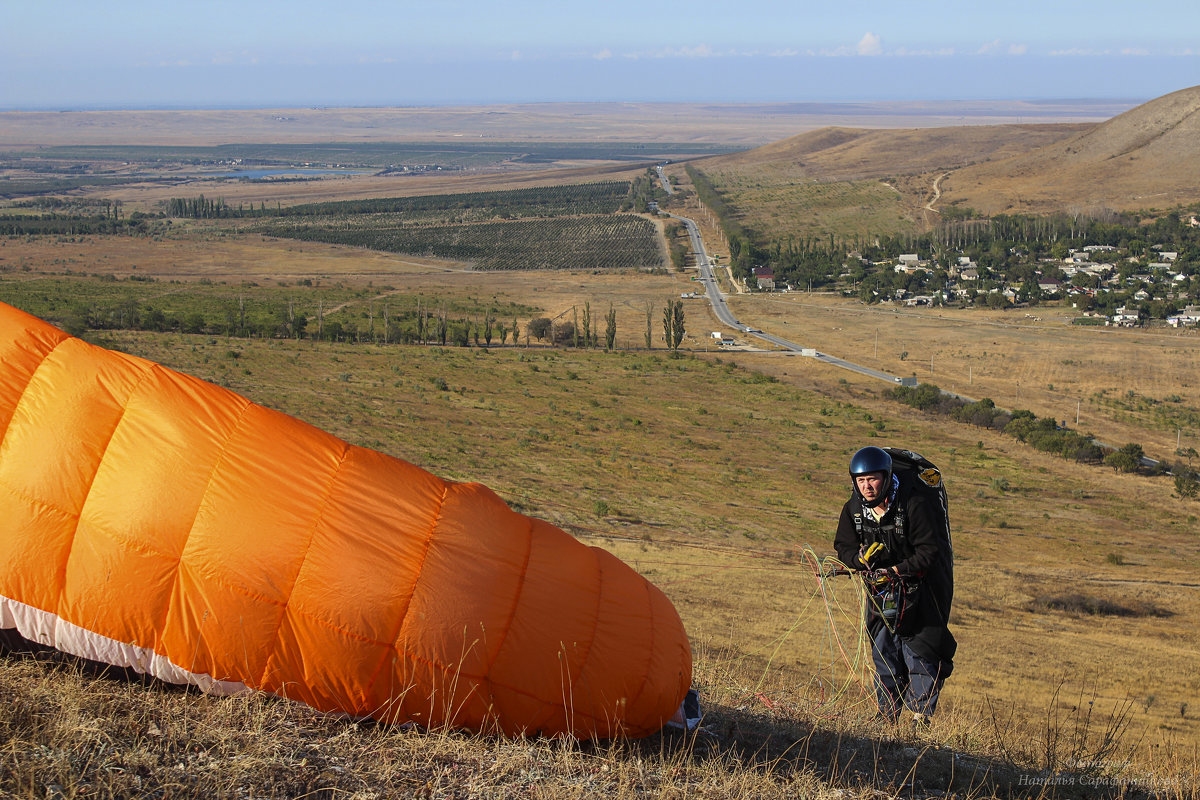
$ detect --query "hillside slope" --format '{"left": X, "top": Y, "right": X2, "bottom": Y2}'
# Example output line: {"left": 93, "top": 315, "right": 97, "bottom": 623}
{"left": 940, "top": 84, "right": 1200, "bottom": 214}
{"left": 704, "top": 122, "right": 1091, "bottom": 182}
{"left": 685, "top": 122, "right": 1091, "bottom": 237}
{"left": 688, "top": 85, "right": 1200, "bottom": 232}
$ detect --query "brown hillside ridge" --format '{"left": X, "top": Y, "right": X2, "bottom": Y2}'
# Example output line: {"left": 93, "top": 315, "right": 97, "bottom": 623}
{"left": 674, "top": 122, "right": 1092, "bottom": 238}
{"left": 702, "top": 122, "right": 1091, "bottom": 182}
{"left": 940, "top": 84, "right": 1200, "bottom": 215}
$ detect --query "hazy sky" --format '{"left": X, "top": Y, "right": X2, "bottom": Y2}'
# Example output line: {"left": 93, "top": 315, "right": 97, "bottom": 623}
{"left": 3, "top": 0, "right": 1198, "bottom": 109}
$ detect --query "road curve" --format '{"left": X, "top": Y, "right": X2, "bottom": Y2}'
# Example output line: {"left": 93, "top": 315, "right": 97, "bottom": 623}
{"left": 666, "top": 211, "right": 912, "bottom": 387}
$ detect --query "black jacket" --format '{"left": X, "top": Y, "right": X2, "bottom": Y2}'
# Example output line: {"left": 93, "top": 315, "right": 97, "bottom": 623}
{"left": 834, "top": 472, "right": 956, "bottom": 672}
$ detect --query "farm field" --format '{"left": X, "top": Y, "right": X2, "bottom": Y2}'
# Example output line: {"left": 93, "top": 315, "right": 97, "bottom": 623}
{"left": 684, "top": 166, "right": 918, "bottom": 242}
{"left": 721, "top": 291, "right": 1200, "bottom": 465}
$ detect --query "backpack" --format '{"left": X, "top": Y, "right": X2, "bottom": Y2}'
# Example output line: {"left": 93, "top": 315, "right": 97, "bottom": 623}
{"left": 854, "top": 448, "right": 952, "bottom": 554}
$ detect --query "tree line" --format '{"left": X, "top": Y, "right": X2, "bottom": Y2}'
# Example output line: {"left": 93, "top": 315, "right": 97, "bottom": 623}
{"left": 889, "top": 381, "right": 1200, "bottom": 496}
{"left": 166, "top": 182, "right": 633, "bottom": 220}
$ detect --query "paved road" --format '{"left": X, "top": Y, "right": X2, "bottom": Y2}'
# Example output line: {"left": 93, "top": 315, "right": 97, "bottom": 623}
{"left": 667, "top": 211, "right": 913, "bottom": 386}
{"left": 655, "top": 165, "right": 674, "bottom": 195}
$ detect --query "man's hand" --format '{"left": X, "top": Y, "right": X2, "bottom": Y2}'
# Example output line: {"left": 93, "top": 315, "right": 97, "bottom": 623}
{"left": 858, "top": 541, "right": 884, "bottom": 569}
{"left": 864, "top": 569, "right": 893, "bottom": 588}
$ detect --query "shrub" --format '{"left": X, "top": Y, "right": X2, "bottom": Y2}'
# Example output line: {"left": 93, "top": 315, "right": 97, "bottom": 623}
{"left": 1175, "top": 468, "right": 1200, "bottom": 499}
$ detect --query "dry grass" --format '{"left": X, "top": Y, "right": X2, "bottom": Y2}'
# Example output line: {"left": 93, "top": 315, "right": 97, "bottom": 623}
{"left": 60, "top": 324, "right": 1200, "bottom": 736}
{"left": 720, "top": 291, "right": 1200, "bottom": 463}
{"left": 942, "top": 86, "right": 1200, "bottom": 215}
{"left": 672, "top": 123, "right": 1096, "bottom": 238}
{"left": 5, "top": 634, "right": 1194, "bottom": 800}
{"left": 1, "top": 311, "right": 1198, "bottom": 796}
{"left": 660, "top": 87, "right": 1200, "bottom": 235}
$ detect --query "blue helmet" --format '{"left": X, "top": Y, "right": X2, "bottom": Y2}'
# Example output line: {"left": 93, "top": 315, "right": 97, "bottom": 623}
{"left": 849, "top": 446, "right": 893, "bottom": 498}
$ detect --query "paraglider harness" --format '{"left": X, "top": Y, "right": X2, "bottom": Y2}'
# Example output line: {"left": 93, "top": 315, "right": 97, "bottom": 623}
{"left": 851, "top": 449, "right": 949, "bottom": 631}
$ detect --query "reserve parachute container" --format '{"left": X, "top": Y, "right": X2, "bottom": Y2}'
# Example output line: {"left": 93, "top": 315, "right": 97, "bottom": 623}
{"left": 0, "top": 301, "right": 691, "bottom": 738}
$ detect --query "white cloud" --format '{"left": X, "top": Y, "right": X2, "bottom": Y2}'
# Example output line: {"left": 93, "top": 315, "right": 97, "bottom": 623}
{"left": 1121, "top": 47, "right": 1150, "bottom": 55}
{"left": 1050, "top": 47, "right": 1112, "bottom": 56}
{"left": 593, "top": 48, "right": 612, "bottom": 60}
{"left": 678, "top": 44, "right": 716, "bottom": 58}
{"left": 1009, "top": 43, "right": 1028, "bottom": 55}
{"left": 857, "top": 32, "right": 882, "bottom": 56}
{"left": 628, "top": 44, "right": 719, "bottom": 59}
{"left": 893, "top": 47, "right": 955, "bottom": 57}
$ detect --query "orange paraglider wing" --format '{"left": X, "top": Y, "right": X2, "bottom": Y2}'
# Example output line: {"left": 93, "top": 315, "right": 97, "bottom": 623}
{"left": 0, "top": 301, "right": 691, "bottom": 738}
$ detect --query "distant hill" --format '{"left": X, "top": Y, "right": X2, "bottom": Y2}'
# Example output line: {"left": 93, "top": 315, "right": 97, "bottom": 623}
{"left": 692, "top": 85, "right": 1200, "bottom": 232}
{"left": 684, "top": 122, "right": 1091, "bottom": 239}
{"left": 703, "top": 122, "right": 1091, "bottom": 183}
{"left": 941, "top": 84, "right": 1200, "bottom": 215}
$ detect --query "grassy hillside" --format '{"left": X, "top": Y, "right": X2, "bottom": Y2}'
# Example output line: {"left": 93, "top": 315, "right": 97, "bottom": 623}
{"left": 679, "top": 86, "right": 1200, "bottom": 240}
{"left": 673, "top": 123, "right": 1091, "bottom": 240}
{"left": 943, "top": 85, "right": 1200, "bottom": 215}
{"left": 3, "top": 321, "right": 1196, "bottom": 798}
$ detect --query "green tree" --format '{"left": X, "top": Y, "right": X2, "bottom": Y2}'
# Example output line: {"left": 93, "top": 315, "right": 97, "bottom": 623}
{"left": 644, "top": 301, "right": 653, "bottom": 349}
{"left": 553, "top": 321, "right": 576, "bottom": 346}
{"left": 1175, "top": 469, "right": 1199, "bottom": 499}
{"left": 672, "top": 299, "right": 685, "bottom": 350}
{"left": 605, "top": 303, "right": 617, "bottom": 351}
{"left": 527, "top": 317, "right": 552, "bottom": 342}
{"left": 483, "top": 309, "right": 495, "bottom": 347}
{"left": 662, "top": 299, "right": 685, "bottom": 351}
{"left": 182, "top": 312, "right": 206, "bottom": 334}
{"left": 1104, "top": 442, "right": 1144, "bottom": 473}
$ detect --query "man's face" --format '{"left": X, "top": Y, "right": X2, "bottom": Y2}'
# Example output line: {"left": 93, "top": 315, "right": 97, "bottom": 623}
{"left": 855, "top": 472, "right": 888, "bottom": 505}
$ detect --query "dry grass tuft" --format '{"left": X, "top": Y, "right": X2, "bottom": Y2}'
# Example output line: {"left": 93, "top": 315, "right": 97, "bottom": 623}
{"left": 4, "top": 642, "right": 1193, "bottom": 800}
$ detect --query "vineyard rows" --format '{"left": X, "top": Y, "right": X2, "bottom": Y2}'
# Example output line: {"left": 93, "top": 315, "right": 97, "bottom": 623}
{"left": 278, "top": 182, "right": 632, "bottom": 219}
{"left": 259, "top": 215, "right": 664, "bottom": 271}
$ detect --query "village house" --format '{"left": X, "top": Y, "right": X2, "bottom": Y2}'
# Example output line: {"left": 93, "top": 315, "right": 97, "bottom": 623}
{"left": 752, "top": 265, "right": 775, "bottom": 290}
{"left": 1168, "top": 305, "right": 1200, "bottom": 327}
{"left": 893, "top": 253, "right": 926, "bottom": 274}
{"left": 1110, "top": 306, "right": 1141, "bottom": 326}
